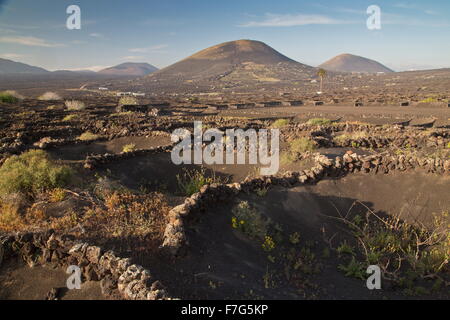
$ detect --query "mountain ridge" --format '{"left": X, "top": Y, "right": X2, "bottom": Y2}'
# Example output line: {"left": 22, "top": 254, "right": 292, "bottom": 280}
{"left": 147, "top": 39, "right": 316, "bottom": 83}
{"left": 319, "top": 54, "right": 394, "bottom": 73}
{"left": 98, "top": 62, "right": 158, "bottom": 76}
{"left": 0, "top": 58, "right": 50, "bottom": 74}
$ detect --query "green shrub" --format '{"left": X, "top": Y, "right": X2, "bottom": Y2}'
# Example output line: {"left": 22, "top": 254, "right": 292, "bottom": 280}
{"left": 334, "top": 131, "right": 368, "bottom": 145}
{"left": 0, "top": 91, "right": 22, "bottom": 103}
{"left": 65, "top": 100, "right": 86, "bottom": 110}
{"left": 336, "top": 206, "right": 449, "bottom": 288}
{"left": 280, "top": 137, "right": 317, "bottom": 165}
{"left": 122, "top": 143, "right": 137, "bottom": 153}
{"left": 0, "top": 150, "right": 72, "bottom": 196}
{"left": 119, "top": 96, "right": 138, "bottom": 106}
{"left": 77, "top": 131, "right": 99, "bottom": 141}
{"left": 307, "top": 118, "right": 332, "bottom": 126}
{"left": 231, "top": 201, "right": 269, "bottom": 240}
{"left": 176, "top": 167, "right": 223, "bottom": 196}
{"left": 420, "top": 97, "right": 438, "bottom": 103}
{"left": 289, "top": 137, "right": 317, "bottom": 153}
{"left": 338, "top": 257, "right": 366, "bottom": 280}
{"left": 63, "top": 114, "right": 78, "bottom": 122}
{"left": 38, "top": 92, "right": 62, "bottom": 101}
{"left": 271, "top": 119, "right": 290, "bottom": 128}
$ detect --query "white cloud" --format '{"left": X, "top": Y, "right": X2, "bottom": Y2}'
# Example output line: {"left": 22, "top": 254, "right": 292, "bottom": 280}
{"left": 122, "top": 55, "right": 145, "bottom": 61}
{"left": 71, "top": 40, "right": 87, "bottom": 45}
{"left": 383, "top": 12, "right": 450, "bottom": 27}
{"left": 89, "top": 33, "right": 104, "bottom": 38}
{"left": 0, "top": 53, "right": 27, "bottom": 59}
{"left": 65, "top": 65, "right": 108, "bottom": 72}
{"left": 239, "top": 13, "right": 353, "bottom": 27}
{"left": 0, "top": 36, "right": 64, "bottom": 47}
{"left": 393, "top": 3, "right": 440, "bottom": 16}
{"left": 393, "top": 3, "right": 417, "bottom": 9}
{"left": 424, "top": 10, "right": 438, "bottom": 15}
{"left": 129, "top": 44, "right": 168, "bottom": 53}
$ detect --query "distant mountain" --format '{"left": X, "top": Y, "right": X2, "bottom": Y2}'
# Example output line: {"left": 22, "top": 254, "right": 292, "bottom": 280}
{"left": 0, "top": 58, "right": 49, "bottom": 74}
{"left": 147, "top": 39, "right": 316, "bottom": 83}
{"left": 319, "top": 54, "right": 394, "bottom": 73}
{"left": 98, "top": 62, "right": 158, "bottom": 76}
{"left": 53, "top": 70, "right": 97, "bottom": 74}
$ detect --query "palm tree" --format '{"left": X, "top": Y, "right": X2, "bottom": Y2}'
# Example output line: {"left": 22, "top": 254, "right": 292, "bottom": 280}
{"left": 317, "top": 68, "right": 327, "bottom": 93}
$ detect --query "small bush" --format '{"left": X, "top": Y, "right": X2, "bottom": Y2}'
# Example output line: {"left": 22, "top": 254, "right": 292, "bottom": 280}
{"left": 81, "top": 191, "right": 170, "bottom": 243}
{"left": 49, "top": 188, "right": 67, "bottom": 203}
{"left": 231, "top": 201, "right": 269, "bottom": 240}
{"left": 271, "top": 119, "right": 290, "bottom": 128}
{"left": 77, "top": 131, "right": 99, "bottom": 141}
{"left": 119, "top": 96, "right": 138, "bottom": 106}
{"left": 63, "top": 114, "right": 78, "bottom": 121}
{"left": 280, "top": 138, "right": 316, "bottom": 165}
{"left": 0, "top": 91, "right": 23, "bottom": 103}
{"left": 420, "top": 97, "right": 438, "bottom": 103}
{"left": 65, "top": 100, "right": 86, "bottom": 110}
{"left": 338, "top": 257, "right": 366, "bottom": 280}
{"left": 289, "top": 137, "right": 317, "bottom": 153}
{"left": 336, "top": 205, "right": 449, "bottom": 289}
{"left": 38, "top": 92, "right": 62, "bottom": 101}
{"left": 262, "top": 236, "right": 276, "bottom": 252}
{"left": 0, "top": 200, "right": 24, "bottom": 231}
{"left": 307, "top": 118, "right": 332, "bottom": 126}
{"left": 176, "top": 167, "right": 224, "bottom": 196}
{"left": 289, "top": 232, "right": 301, "bottom": 245}
{"left": 122, "top": 143, "right": 137, "bottom": 153}
{"left": 0, "top": 150, "right": 72, "bottom": 196}
{"left": 337, "top": 241, "right": 355, "bottom": 256}
{"left": 334, "top": 131, "right": 368, "bottom": 145}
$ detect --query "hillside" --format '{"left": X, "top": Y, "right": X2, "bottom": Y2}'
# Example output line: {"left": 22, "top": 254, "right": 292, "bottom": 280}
{"left": 147, "top": 39, "right": 316, "bottom": 83}
{"left": 98, "top": 62, "right": 158, "bottom": 76}
{"left": 319, "top": 54, "right": 394, "bottom": 73}
{"left": 0, "top": 58, "right": 49, "bottom": 74}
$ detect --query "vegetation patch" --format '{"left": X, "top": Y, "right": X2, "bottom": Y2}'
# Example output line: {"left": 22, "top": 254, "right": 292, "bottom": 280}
{"left": 332, "top": 203, "right": 449, "bottom": 292}
{"left": 271, "top": 119, "right": 290, "bottom": 128}
{"left": 0, "top": 150, "right": 73, "bottom": 197}
{"left": 420, "top": 97, "right": 439, "bottom": 103}
{"left": 231, "top": 201, "right": 270, "bottom": 240}
{"left": 79, "top": 191, "right": 170, "bottom": 245}
{"left": 48, "top": 188, "right": 67, "bottom": 203}
{"left": 38, "top": 92, "right": 62, "bottom": 101}
{"left": 334, "top": 131, "right": 368, "bottom": 145}
{"left": 307, "top": 118, "right": 332, "bottom": 126}
{"left": 176, "top": 167, "right": 226, "bottom": 196}
{"left": 0, "top": 91, "right": 23, "bottom": 103}
{"left": 119, "top": 96, "right": 138, "bottom": 106}
{"left": 63, "top": 114, "right": 78, "bottom": 121}
{"left": 77, "top": 131, "right": 100, "bottom": 141}
{"left": 122, "top": 143, "right": 137, "bottom": 153}
{"left": 65, "top": 100, "right": 86, "bottom": 110}
{"left": 281, "top": 137, "right": 317, "bottom": 164}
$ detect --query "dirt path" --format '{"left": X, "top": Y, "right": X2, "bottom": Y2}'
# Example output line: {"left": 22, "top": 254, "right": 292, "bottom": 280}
{"left": 221, "top": 105, "right": 450, "bottom": 126}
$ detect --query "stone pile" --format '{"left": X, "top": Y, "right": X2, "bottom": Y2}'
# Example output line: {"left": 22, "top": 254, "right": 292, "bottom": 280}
{"left": 84, "top": 145, "right": 173, "bottom": 169}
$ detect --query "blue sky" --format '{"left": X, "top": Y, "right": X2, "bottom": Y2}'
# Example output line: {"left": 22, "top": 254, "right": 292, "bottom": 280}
{"left": 0, "top": 0, "right": 449, "bottom": 71}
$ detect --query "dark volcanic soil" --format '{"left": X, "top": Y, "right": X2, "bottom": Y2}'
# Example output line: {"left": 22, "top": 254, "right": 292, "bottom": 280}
{"left": 0, "top": 258, "right": 107, "bottom": 300}
{"left": 139, "top": 172, "right": 449, "bottom": 300}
